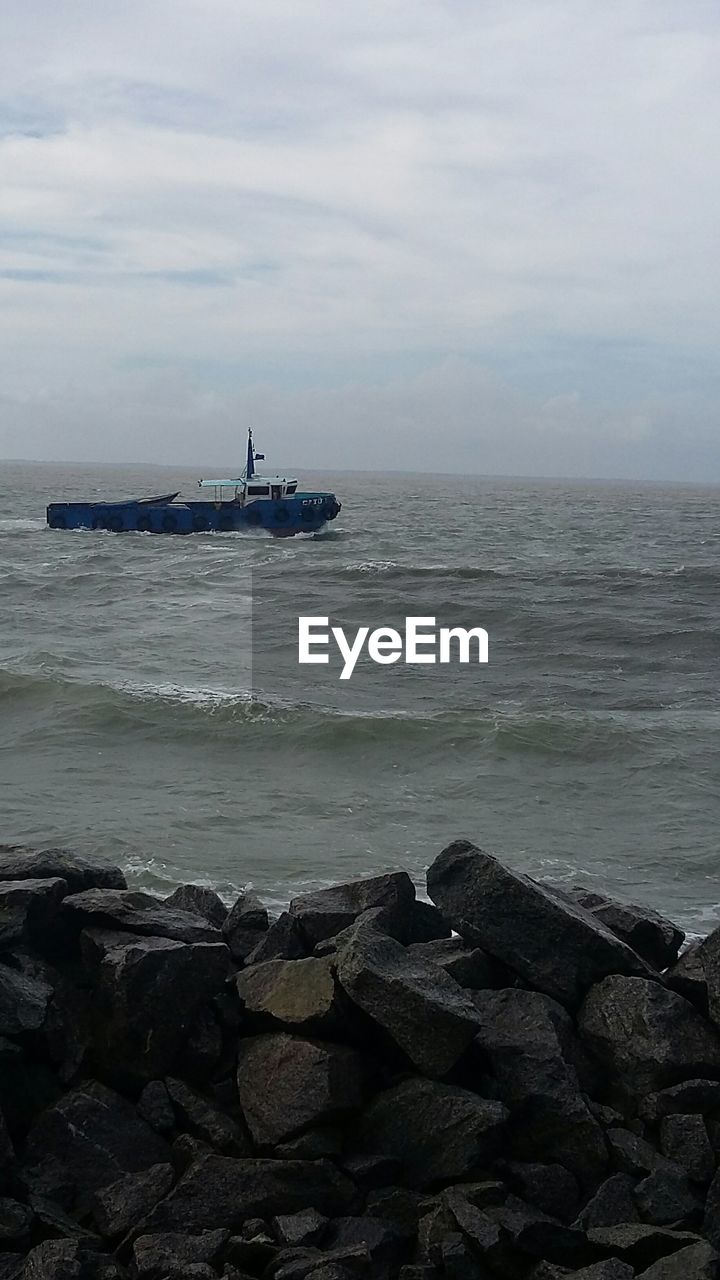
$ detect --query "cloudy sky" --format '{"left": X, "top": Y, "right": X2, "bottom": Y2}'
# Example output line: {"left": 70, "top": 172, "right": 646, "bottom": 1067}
{"left": 1, "top": 0, "right": 719, "bottom": 478}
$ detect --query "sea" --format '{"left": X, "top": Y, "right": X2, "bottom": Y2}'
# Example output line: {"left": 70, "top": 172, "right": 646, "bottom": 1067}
{"left": 2, "top": 460, "right": 720, "bottom": 937}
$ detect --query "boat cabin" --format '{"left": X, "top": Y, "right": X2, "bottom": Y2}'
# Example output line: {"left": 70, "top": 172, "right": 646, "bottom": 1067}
{"left": 197, "top": 475, "right": 299, "bottom": 504}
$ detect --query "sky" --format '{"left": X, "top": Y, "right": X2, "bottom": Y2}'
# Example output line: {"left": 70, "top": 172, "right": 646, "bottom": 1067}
{"left": 0, "top": 0, "right": 719, "bottom": 479}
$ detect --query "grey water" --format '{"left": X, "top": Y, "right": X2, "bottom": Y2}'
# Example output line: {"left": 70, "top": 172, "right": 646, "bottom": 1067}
{"left": 2, "top": 459, "right": 720, "bottom": 935}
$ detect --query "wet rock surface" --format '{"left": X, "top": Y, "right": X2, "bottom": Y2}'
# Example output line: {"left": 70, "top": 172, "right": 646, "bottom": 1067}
{"left": 3, "top": 843, "right": 720, "bottom": 1278}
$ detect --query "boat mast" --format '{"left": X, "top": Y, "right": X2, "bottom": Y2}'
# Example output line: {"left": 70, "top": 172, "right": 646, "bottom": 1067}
{"left": 246, "top": 428, "right": 255, "bottom": 481}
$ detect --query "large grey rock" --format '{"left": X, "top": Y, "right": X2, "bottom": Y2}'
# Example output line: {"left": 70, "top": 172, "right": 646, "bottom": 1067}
{"left": 634, "top": 1240, "right": 719, "bottom": 1277}
{"left": 61, "top": 888, "right": 222, "bottom": 944}
{"left": 659, "top": 1114, "right": 715, "bottom": 1183}
{"left": 586, "top": 1225, "right": 704, "bottom": 1271}
{"left": 563, "top": 888, "right": 684, "bottom": 971}
{"left": 142, "top": 1153, "right": 354, "bottom": 1231}
{"left": 0, "top": 847, "right": 126, "bottom": 893}
{"left": 578, "top": 976, "right": 720, "bottom": 1094}
{"left": 82, "top": 930, "right": 228, "bottom": 1082}
{"left": 0, "top": 963, "right": 53, "bottom": 1037}
{"left": 289, "top": 873, "right": 416, "bottom": 947}
{"left": 21, "top": 1080, "right": 169, "bottom": 1214}
{"left": 696, "top": 928, "right": 720, "bottom": 1029}
{"left": 504, "top": 1161, "right": 580, "bottom": 1224}
{"left": 0, "top": 879, "right": 68, "bottom": 952}
{"left": 164, "top": 1077, "right": 244, "bottom": 1152}
{"left": 472, "top": 987, "right": 607, "bottom": 1187}
{"left": 235, "top": 957, "right": 344, "bottom": 1035}
{"left": 222, "top": 890, "right": 268, "bottom": 961}
{"left": 639, "top": 1078, "right": 720, "bottom": 1124}
{"left": 574, "top": 1174, "right": 639, "bottom": 1229}
{"left": 132, "top": 1229, "right": 229, "bottom": 1278}
{"left": 566, "top": 1266, "right": 634, "bottom": 1280}
{"left": 91, "top": 1162, "right": 174, "bottom": 1238}
{"left": 350, "top": 1077, "right": 507, "bottom": 1189}
{"left": 633, "top": 1166, "right": 701, "bottom": 1226}
{"left": 236, "top": 1033, "right": 364, "bottom": 1147}
{"left": 164, "top": 884, "right": 228, "bottom": 928}
{"left": 336, "top": 921, "right": 482, "bottom": 1076}
{"left": 21, "top": 1239, "right": 117, "bottom": 1280}
{"left": 701, "top": 1166, "right": 720, "bottom": 1248}
{"left": 426, "top": 841, "right": 652, "bottom": 1008}
{"left": 245, "top": 912, "right": 307, "bottom": 965}
{"left": 405, "top": 938, "right": 510, "bottom": 989}
{"left": 665, "top": 943, "right": 708, "bottom": 1014}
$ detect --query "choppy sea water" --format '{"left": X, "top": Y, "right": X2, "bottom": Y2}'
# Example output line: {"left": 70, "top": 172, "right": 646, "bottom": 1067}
{"left": 2, "top": 460, "right": 720, "bottom": 934}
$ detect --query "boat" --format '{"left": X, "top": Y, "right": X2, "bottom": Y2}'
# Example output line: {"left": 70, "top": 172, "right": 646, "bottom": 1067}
{"left": 46, "top": 430, "right": 342, "bottom": 537}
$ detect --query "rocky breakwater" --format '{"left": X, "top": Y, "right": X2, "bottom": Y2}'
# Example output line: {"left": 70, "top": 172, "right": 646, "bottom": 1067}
{"left": 3, "top": 842, "right": 720, "bottom": 1278}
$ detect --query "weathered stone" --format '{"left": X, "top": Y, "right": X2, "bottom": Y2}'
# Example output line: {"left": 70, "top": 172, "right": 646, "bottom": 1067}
{"left": 365, "top": 1187, "right": 422, "bottom": 1238}
{"left": 21, "top": 1239, "right": 118, "bottom": 1280}
{"left": 143, "top": 1153, "right": 354, "bottom": 1231}
{"left": 405, "top": 938, "right": 509, "bottom": 990}
{"left": 701, "top": 1166, "right": 720, "bottom": 1248}
{"left": 29, "top": 1195, "right": 100, "bottom": 1241}
{"left": 237, "top": 1033, "right": 363, "bottom": 1148}
{"left": 639, "top": 1079, "right": 720, "bottom": 1124}
{"left": 0, "top": 846, "right": 126, "bottom": 893}
{"left": 566, "top": 1266, "right": 634, "bottom": 1280}
{"left": 606, "top": 1130, "right": 669, "bottom": 1177}
{"left": 697, "top": 928, "right": 720, "bottom": 1032}
{"left": 270, "top": 1247, "right": 372, "bottom": 1279}
{"left": 132, "top": 1229, "right": 229, "bottom": 1277}
{"left": 504, "top": 1162, "right": 580, "bottom": 1224}
{"left": 62, "top": 888, "right": 222, "bottom": 944}
{"left": 274, "top": 1128, "right": 343, "bottom": 1161}
{"left": 0, "top": 1197, "right": 32, "bottom": 1240}
{"left": 336, "top": 922, "right": 482, "bottom": 1076}
{"left": 665, "top": 943, "right": 708, "bottom": 1014}
{"left": 91, "top": 1162, "right": 174, "bottom": 1237}
{"left": 564, "top": 888, "right": 684, "bottom": 971}
{"left": 272, "top": 1210, "right": 328, "bottom": 1247}
{"left": 472, "top": 987, "right": 607, "bottom": 1188}
{"left": 578, "top": 976, "right": 720, "bottom": 1094}
{"left": 222, "top": 890, "right": 269, "bottom": 961}
{"left": 0, "top": 878, "right": 68, "bottom": 951}
{"left": 351, "top": 1077, "right": 507, "bottom": 1190}
{"left": 341, "top": 1154, "right": 402, "bottom": 1189}
{"left": 406, "top": 899, "right": 451, "bottom": 944}
{"left": 634, "top": 1240, "right": 720, "bottom": 1277}
{"left": 83, "top": 931, "right": 228, "bottom": 1082}
{"left": 323, "top": 1215, "right": 406, "bottom": 1276}
{"left": 137, "top": 1081, "right": 175, "bottom": 1133}
{"left": 0, "top": 962, "right": 53, "bottom": 1036}
{"left": 574, "top": 1174, "right": 639, "bottom": 1230}
{"left": 633, "top": 1166, "right": 701, "bottom": 1226}
{"left": 165, "top": 1077, "right": 243, "bottom": 1151}
{"left": 426, "top": 841, "right": 651, "bottom": 1008}
{"left": 235, "top": 957, "right": 343, "bottom": 1035}
{"left": 586, "top": 1225, "right": 704, "bottom": 1270}
{"left": 21, "top": 1080, "right": 169, "bottom": 1213}
{"left": 289, "top": 873, "right": 416, "bottom": 947}
{"left": 165, "top": 883, "right": 228, "bottom": 928}
{"left": 659, "top": 1114, "right": 715, "bottom": 1183}
{"left": 245, "top": 913, "right": 307, "bottom": 965}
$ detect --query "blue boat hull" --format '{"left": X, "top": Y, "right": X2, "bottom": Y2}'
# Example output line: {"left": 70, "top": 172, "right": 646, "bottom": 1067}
{"left": 46, "top": 494, "right": 341, "bottom": 536}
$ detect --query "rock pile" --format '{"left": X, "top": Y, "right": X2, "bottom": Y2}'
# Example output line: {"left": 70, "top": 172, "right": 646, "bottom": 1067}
{"left": 2, "top": 839, "right": 720, "bottom": 1278}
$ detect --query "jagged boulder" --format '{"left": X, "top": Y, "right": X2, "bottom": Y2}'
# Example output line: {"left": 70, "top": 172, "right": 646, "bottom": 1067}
{"left": 235, "top": 957, "right": 344, "bottom": 1035}
{"left": 335, "top": 922, "right": 482, "bottom": 1076}
{"left": 222, "top": 890, "right": 269, "bottom": 961}
{"left": 91, "top": 1162, "right": 174, "bottom": 1238}
{"left": 426, "top": 841, "right": 652, "bottom": 1008}
{"left": 245, "top": 912, "right": 307, "bottom": 965}
{"left": 350, "top": 1077, "right": 507, "bottom": 1189}
{"left": 61, "top": 888, "right": 222, "bottom": 944}
{"left": 562, "top": 888, "right": 684, "bottom": 971}
{"left": 0, "top": 963, "right": 53, "bottom": 1037}
{"left": 578, "top": 976, "right": 720, "bottom": 1094}
{"left": 132, "top": 1229, "right": 229, "bottom": 1277}
{"left": 634, "top": 1241, "right": 719, "bottom": 1278}
{"left": 164, "top": 884, "right": 228, "bottom": 928}
{"left": 289, "top": 873, "right": 417, "bottom": 947}
{"left": 0, "top": 847, "right": 125, "bottom": 893}
{"left": 665, "top": 942, "right": 708, "bottom": 1013}
{"left": 405, "top": 938, "right": 510, "bottom": 989}
{"left": 659, "top": 1114, "right": 715, "bottom": 1183}
{"left": 236, "top": 1034, "right": 364, "bottom": 1147}
{"left": 0, "top": 879, "right": 69, "bottom": 952}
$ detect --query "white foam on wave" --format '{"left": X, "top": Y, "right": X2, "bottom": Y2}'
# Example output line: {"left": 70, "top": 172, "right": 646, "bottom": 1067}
{"left": 111, "top": 677, "right": 253, "bottom": 709}
{"left": 0, "top": 518, "right": 46, "bottom": 532}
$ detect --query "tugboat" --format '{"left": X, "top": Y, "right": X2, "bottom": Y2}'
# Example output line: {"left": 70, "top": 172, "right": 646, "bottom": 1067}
{"left": 46, "top": 430, "right": 342, "bottom": 536}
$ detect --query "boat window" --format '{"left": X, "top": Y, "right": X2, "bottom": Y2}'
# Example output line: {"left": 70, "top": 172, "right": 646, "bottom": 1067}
{"left": 247, "top": 485, "right": 270, "bottom": 496}
{"left": 286, "top": 483, "right": 297, "bottom": 494}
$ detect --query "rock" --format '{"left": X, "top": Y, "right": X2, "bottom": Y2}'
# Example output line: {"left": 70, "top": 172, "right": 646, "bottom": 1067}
{"left": 222, "top": 890, "right": 269, "bottom": 961}
{"left": 62, "top": 888, "right": 223, "bottom": 944}
{"left": 235, "top": 957, "right": 344, "bottom": 1035}
{"left": 138, "top": 1081, "right": 176, "bottom": 1133}
{"left": 365, "top": 1188, "right": 422, "bottom": 1238}
{"left": 605, "top": 1130, "right": 669, "bottom": 1178}
{"left": 659, "top": 1114, "right": 715, "bottom": 1183}
{"left": 270, "top": 1247, "right": 372, "bottom": 1279}
{"left": 406, "top": 899, "right": 451, "bottom": 944}
{"left": 165, "top": 1078, "right": 244, "bottom": 1152}
{"left": 565, "top": 1266, "right": 634, "bottom": 1280}
{"left": 574, "top": 1174, "right": 639, "bottom": 1229}
{"left": 83, "top": 931, "right": 229, "bottom": 1082}
{"left": 586, "top": 1225, "right": 704, "bottom": 1270}
{"left": 0, "top": 846, "right": 126, "bottom": 893}
{"left": 165, "top": 884, "right": 228, "bottom": 928}
{"left": 236, "top": 1033, "right": 364, "bottom": 1147}
{"left": 633, "top": 1166, "right": 701, "bottom": 1226}
{"left": 701, "top": 1167, "right": 720, "bottom": 1248}
{"left": 21, "top": 1239, "right": 117, "bottom": 1280}
{"left": 665, "top": 943, "right": 708, "bottom": 1014}
{"left": 504, "top": 1162, "right": 580, "bottom": 1224}
{"left": 634, "top": 1240, "right": 720, "bottom": 1277}
{"left": 289, "top": 873, "right": 416, "bottom": 947}
{"left": 426, "top": 841, "right": 651, "bottom": 1008}
{"left": 272, "top": 1211, "right": 328, "bottom": 1247}
{"left": 472, "top": 987, "right": 607, "bottom": 1187}
{"left": 335, "top": 921, "right": 482, "bottom": 1076}
{"left": 21, "top": 1080, "right": 170, "bottom": 1213}
{"left": 0, "top": 1197, "right": 32, "bottom": 1240}
{"left": 245, "top": 913, "right": 308, "bottom": 965}
{"left": 697, "top": 928, "right": 720, "bottom": 1030}
{"left": 405, "top": 938, "right": 509, "bottom": 990}
{"left": 578, "top": 976, "right": 720, "bottom": 1094}
{"left": 323, "top": 1216, "right": 406, "bottom": 1276}
{"left": 0, "top": 962, "right": 53, "bottom": 1036}
{"left": 91, "top": 1162, "right": 174, "bottom": 1237}
{"left": 639, "top": 1079, "right": 720, "bottom": 1124}
{"left": 350, "top": 1077, "right": 507, "bottom": 1190}
{"left": 564, "top": 888, "right": 684, "bottom": 971}
{"left": 142, "top": 1153, "right": 354, "bottom": 1231}
{"left": 132, "top": 1229, "right": 229, "bottom": 1277}
{"left": 0, "top": 878, "right": 68, "bottom": 951}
